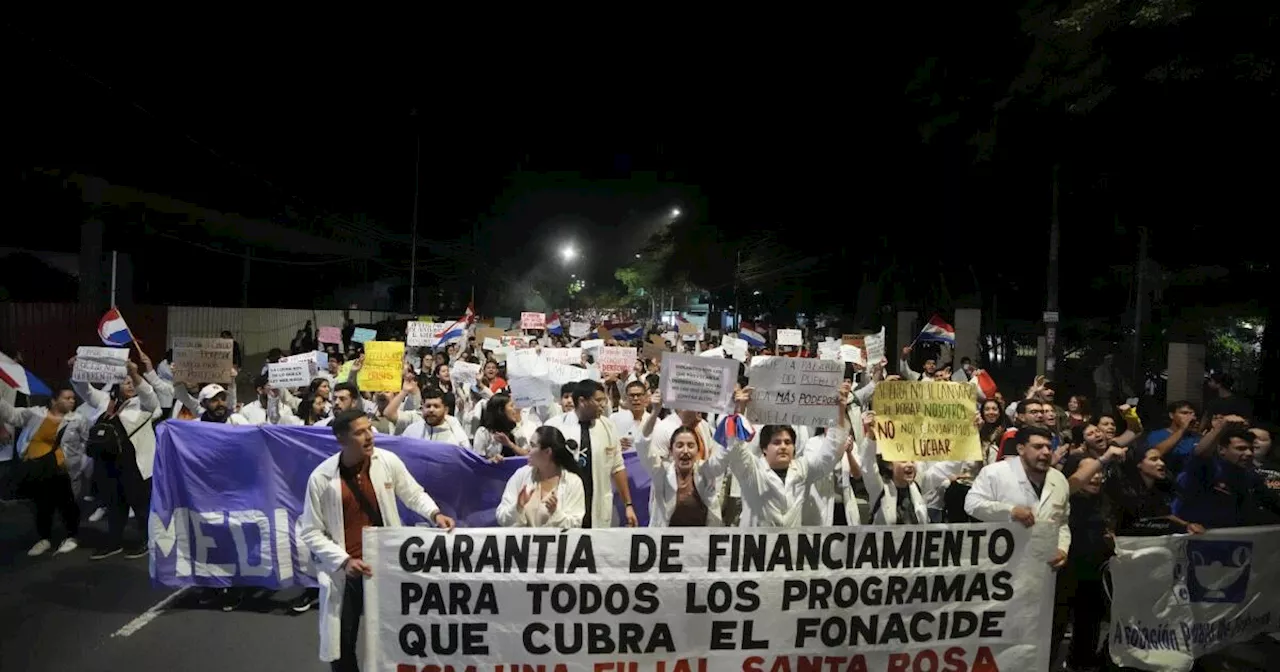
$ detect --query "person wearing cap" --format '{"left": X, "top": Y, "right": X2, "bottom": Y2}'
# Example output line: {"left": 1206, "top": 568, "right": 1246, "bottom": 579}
{"left": 231, "top": 374, "right": 298, "bottom": 426}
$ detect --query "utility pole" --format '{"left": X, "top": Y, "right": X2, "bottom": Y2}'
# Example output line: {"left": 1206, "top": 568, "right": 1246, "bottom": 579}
{"left": 1044, "top": 164, "right": 1061, "bottom": 378}
{"left": 733, "top": 248, "right": 743, "bottom": 331}
{"left": 409, "top": 110, "right": 422, "bottom": 314}
{"left": 1131, "top": 223, "right": 1148, "bottom": 386}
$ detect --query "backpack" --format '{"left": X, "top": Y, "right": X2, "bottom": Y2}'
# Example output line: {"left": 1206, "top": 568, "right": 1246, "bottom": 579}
{"left": 86, "top": 413, "right": 145, "bottom": 460}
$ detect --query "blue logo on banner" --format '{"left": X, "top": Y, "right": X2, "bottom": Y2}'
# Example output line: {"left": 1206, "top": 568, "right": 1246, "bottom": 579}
{"left": 1186, "top": 539, "right": 1252, "bottom": 603}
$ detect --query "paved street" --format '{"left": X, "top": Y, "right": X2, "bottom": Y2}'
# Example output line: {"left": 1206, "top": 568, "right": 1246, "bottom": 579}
{"left": 0, "top": 499, "right": 327, "bottom": 672}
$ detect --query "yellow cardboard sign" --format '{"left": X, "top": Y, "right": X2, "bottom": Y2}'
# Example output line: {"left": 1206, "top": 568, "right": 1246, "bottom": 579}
{"left": 357, "top": 341, "right": 405, "bottom": 392}
{"left": 872, "top": 381, "right": 981, "bottom": 462}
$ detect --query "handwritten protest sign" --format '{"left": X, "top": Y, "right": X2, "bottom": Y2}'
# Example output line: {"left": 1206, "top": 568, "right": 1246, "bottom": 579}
{"left": 317, "top": 326, "right": 342, "bottom": 344}
{"left": 776, "top": 328, "right": 802, "bottom": 346}
{"left": 520, "top": 312, "right": 546, "bottom": 330}
{"left": 72, "top": 346, "right": 129, "bottom": 384}
{"left": 351, "top": 327, "right": 377, "bottom": 344}
{"left": 569, "top": 321, "right": 590, "bottom": 337}
{"left": 509, "top": 376, "right": 553, "bottom": 409}
{"left": 357, "top": 341, "right": 405, "bottom": 392}
{"left": 746, "top": 356, "right": 842, "bottom": 428}
{"left": 542, "top": 347, "right": 581, "bottom": 367}
{"left": 406, "top": 322, "right": 445, "bottom": 347}
{"left": 451, "top": 360, "right": 481, "bottom": 390}
{"left": 872, "top": 381, "right": 981, "bottom": 461}
{"left": 363, "top": 525, "right": 1054, "bottom": 672}
{"left": 171, "top": 338, "right": 235, "bottom": 384}
{"left": 864, "top": 327, "right": 886, "bottom": 367}
{"left": 660, "top": 352, "right": 737, "bottom": 415}
{"left": 598, "top": 346, "right": 636, "bottom": 376}
{"left": 267, "top": 360, "right": 311, "bottom": 389}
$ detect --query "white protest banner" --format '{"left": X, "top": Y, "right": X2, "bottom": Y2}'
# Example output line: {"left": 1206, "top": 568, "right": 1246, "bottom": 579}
{"left": 598, "top": 346, "right": 636, "bottom": 376}
{"left": 865, "top": 327, "right": 886, "bottom": 367}
{"left": 1108, "top": 527, "right": 1280, "bottom": 672}
{"left": 521, "top": 312, "right": 547, "bottom": 330}
{"left": 543, "top": 347, "right": 582, "bottom": 367}
{"left": 840, "top": 344, "right": 864, "bottom": 366}
{"left": 267, "top": 360, "right": 311, "bottom": 389}
{"left": 776, "top": 328, "right": 802, "bottom": 347}
{"left": 171, "top": 337, "right": 235, "bottom": 384}
{"left": 363, "top": 525, "right": 1055, "bottom": 672}
{"left": 72, "top": 346, "right": 129, "bottom": 384}
{"left": 570, "top": 321, "right": 591, "bottom": 338}
{"left": 546, "top": 361, "right": 597, "bottom": 386}
{"left": 659, "top": 352, "right": 738, "bottom": 415}
{"left": 817, "top": 341, "right": 839, "bottom": 361}
{"left": 724, "top": 337, "right": 748, "bottom": 362}
{"left": 698, "top": 346, "right": 726, "bottom": 359}
{"left": 580, "top": 338, "right": 605, "bottom": 353}
{"left": 509, "top": 375, "right": 554, "bottom": 409}
{"left": 406, "top": 321, "right": 446, "bottom": 347}
{"left": 483, "top": 337, "right": 503, "bottom": 352}
{"left": 506, "top": 349, "right": 548, "bottom": 379}
{"left": 747, "top": 356, "right": 842, "bottom": 428}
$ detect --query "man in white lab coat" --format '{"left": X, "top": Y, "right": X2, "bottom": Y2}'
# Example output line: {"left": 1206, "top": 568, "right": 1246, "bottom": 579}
{"left": 299, "top": 409, "right": 456, "bottom": 671}
{"left": 964, "top": 425, "right": 1071, "bottom": 568}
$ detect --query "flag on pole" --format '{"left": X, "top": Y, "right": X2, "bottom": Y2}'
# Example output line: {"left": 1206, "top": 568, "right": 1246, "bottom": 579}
{"left": 546, "top": 312, "right": 564, "bottom": 336}
{"left": 916, "top": 315, "right": 956, "bottom": 346}
{"left": 98, "top": 308, "right": 133, "bottom": 346}
{"left": 435, "top": 302, "right": 475, "bottom": 349}
{"left": 738, "top": 323, "right": 767, "bottom": 348}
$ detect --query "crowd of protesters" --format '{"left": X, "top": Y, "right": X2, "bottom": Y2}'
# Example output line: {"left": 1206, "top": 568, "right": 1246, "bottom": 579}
{"left": 2, "top": 315, "right": 1277, "bottom": 672}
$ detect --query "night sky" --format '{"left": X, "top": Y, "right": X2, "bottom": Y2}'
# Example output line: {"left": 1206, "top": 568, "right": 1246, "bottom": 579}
{"left": 6, "top": 8, "right": 1277, "bottom": 327}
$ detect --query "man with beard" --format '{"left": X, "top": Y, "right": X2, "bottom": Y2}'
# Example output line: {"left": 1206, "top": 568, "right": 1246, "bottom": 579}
{"left": 965, "top": 425, "right": 1072, "bottom": 569}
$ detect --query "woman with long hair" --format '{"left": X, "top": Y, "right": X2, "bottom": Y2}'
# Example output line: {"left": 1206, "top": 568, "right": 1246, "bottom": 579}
{"left": 637, "top": 415, "right": 730, "bottom": 526}
{"left": 473, "top": 393, "right": 528, "bottom": 461}
{"left": 430, "top": 362, "right": 457, "bottom": 414}
{"left": 496, "top": 426, "right": 586, "bottom": 529}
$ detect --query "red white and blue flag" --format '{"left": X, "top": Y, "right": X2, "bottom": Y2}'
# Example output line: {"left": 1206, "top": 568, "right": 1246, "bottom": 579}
{"left": 738, "top": 322, "right": 766, "bottom": 348}
{"left": 98, "top": 307, "right": 133, "bottom": 346}
{"left": 0, "top": 352, "right": 52, "bottom": 396}
{"left": 546, "top": 312, "right": 564, "bottom": 336}
{"left": 916, "top": 315, "right": 956, "bottom": 346}
{"left": 435, "top": 302, "right": 475, "bottom": 349}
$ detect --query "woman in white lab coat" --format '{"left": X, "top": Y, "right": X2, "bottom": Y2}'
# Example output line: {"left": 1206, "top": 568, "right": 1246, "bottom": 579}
{"left": 637, "top": 418, "right": 730, "bottom": 527}
{"left": 724, "top": 387, "right": 854, "bottom": 528}
{"left": 496, "top": 426, "right": 586, "bottom": 529}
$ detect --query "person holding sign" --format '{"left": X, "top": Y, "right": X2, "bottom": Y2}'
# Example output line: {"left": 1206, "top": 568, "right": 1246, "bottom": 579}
{"left": 495, "top": 426, "right": 586, "bottom": 529}
{"left": 299, "top": 409, "right": 456, "bottom": 671}
{"left": 853, "top": 410, "right": 954, "bottom": 525}
{"left": 724, "top": 387, "right": 854, "bottom": 528}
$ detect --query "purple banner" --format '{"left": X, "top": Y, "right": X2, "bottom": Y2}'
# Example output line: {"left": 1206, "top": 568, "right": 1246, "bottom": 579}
{"left": 149, "top": 422, "right": 653, "bottom": 588}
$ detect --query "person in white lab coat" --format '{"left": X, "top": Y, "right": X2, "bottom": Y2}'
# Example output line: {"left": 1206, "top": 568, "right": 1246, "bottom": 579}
{"left": 390, "top": 386, "right": 468, "bottom": 447}
{"left": 495, "top": 425, "right": 586, "bottom": 529}
{"left": 724, "top": 388, "right": 853, "bottom": 528}
{"left": 636, "top": 409, "right": 730, "bottom": 526}
{"left": 71, "top": 357, "right": 160, "bottom": 560}
{"left": 299, "top": 409, "right": 456, "bottom": 671}
{"left": 545, "top": 380, "right": 638, "bottom": 528}
{"left": 610, "top": 380, "right": 652, "bottom": 451}
{"left": 964, "top": 425, "right": 1071, "bottom": 568}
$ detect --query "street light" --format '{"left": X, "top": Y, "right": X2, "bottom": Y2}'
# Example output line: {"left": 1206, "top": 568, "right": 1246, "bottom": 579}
{"left": 635, "top": 253, "right": 641, "bottom": 259}
{"left": 670, "top": 207, "right": 681, "bottom": 218}
{"left": 561, "top": 245, "right": 577, "bottom": 262}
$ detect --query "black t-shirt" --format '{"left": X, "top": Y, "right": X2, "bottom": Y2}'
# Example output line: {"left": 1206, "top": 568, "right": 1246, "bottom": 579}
{"left": 895, "top": 485, "right": 919, "bottom": 525}
{"left": 576, "top": 422, "right": 594, "bottom": 528}
{"left": 1067, "top": 493, "right": 1112, "bottom": 578}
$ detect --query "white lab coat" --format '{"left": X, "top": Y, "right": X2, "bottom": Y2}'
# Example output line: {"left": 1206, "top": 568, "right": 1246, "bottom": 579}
{"left": 964, "top": 456, "right": 1072, "bottom": 554}
{"left": 635, "top": 429, "right": 728, "bottom": 527}
{"left": 71, "top": 379, "right": 161, "bottom": 479}
{"left": 545, "top": 413, "right": 626, "bottom": 528}
{"left": 798, "top": 435, "right": 859, "bottom": 526}
{"left": 298, "top": 448, "right": 443, "bottom": 663}
{"left": 727, "top": 419, "right": 846, "bottom": 528}
{"left": 495, "top": 465, "right": 586, "bottom": 529}
{"left": 398, "top": 415, "right": 470, "bottom": 448}
{"left": 857, "top": 438, "right": 935, "bottom": 525}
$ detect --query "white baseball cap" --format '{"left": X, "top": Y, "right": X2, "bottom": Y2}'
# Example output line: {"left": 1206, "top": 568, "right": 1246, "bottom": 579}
{"left": 198, "top": 384, "right": 227, "bottom": 403}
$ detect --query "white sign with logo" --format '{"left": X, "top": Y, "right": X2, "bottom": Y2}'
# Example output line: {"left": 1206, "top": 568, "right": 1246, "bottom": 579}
{"left": 1108, "top": 527, "right": 1280, "bottom": 671}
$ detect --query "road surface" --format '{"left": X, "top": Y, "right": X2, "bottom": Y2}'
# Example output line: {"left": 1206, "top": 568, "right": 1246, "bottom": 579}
{"left": 0, "top": 498, "right": 326, "bottom": 672}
